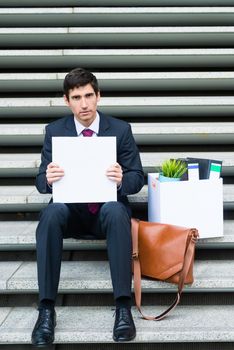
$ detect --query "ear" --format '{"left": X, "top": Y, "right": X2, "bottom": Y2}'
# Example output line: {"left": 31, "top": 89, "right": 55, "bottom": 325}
{"left": 97, "top": 90, "right": 101, "bottom": 102}
{"left": 64, "top": 94, "right": 70, "bottom": 106}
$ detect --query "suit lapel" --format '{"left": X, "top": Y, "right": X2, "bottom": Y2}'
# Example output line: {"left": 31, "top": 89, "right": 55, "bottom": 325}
{"left": 98, "top": 112, "right": 110, "bottom": 136}
{"left": 65, "top": 116, "right": 78, "bottom": 136}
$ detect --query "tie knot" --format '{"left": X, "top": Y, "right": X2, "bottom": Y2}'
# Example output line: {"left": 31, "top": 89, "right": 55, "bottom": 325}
{"left": 82, "top": 129, "right": 93, "bottom": 137}
{"left": 82, "top": 129, "right": 94, "bottom": 137}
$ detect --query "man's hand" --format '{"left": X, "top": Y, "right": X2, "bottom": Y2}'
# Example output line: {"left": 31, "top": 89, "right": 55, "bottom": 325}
{"left": 46, "top": 162, "right": 64, "bottom": 185}
{"left": 106, "top": 162, "right": 123, "bottom": 187}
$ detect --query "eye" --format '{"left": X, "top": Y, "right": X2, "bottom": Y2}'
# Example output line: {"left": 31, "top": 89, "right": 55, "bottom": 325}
{"left": 86, "top": 93, "right": 94, "bottom": 98}
{"left": 72, "top": 96, "right": 80, "bottom": 101}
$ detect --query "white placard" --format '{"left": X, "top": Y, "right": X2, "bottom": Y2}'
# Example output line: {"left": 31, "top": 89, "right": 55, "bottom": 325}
{"left": 52, "top": 137, "right": 117, "bottom": 203}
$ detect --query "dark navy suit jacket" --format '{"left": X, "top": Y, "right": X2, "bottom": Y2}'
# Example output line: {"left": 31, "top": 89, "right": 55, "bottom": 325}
{"left": 36, "top": 111, "right": 144, "bottom": 211}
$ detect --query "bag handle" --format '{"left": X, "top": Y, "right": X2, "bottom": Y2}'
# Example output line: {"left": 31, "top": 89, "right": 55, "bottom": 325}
{"left": 131, "top": 218, "right": 198, "bottom": 321}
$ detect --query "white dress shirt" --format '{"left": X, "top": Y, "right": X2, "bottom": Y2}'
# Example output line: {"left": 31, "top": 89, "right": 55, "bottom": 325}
{"left": 74, "top": 112, "right": 100, "bottom": 137}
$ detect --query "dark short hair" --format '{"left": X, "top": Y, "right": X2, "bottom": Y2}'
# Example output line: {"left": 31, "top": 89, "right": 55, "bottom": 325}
{"left": 63, "top": 68, "right": 99, "bottom": 100}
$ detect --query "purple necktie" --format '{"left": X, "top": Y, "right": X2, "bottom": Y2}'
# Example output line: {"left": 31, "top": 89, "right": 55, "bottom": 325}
{"left": 81, "top": 129, "right": 100, "bottom": 214}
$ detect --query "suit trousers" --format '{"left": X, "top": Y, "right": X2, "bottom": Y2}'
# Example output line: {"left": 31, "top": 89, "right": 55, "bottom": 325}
{"left": 36, "top": 201, "right": 132, "bottom": 302}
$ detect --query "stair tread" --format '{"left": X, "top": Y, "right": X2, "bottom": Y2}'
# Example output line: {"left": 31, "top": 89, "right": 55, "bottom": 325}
{"left": 1, "top": 7, "right": 234, "bottom": 14}
{"left": 0, "top": 220, "right": 234, "bottom": 249}
{"left": 0, "top": 49, "right": 233, "bottom": 70}
{"left": 2, "top": 71, "right": 234, "bottom": 80}
{"left": 1, "top": 305, "right": 234, "bottom": 344}
{"left": 1, "top": 122, "right": 234, "bottom": 134}
{"left": 1, "top": 96, "right": 234, "bottom": 107}
{"left": 1, "top": 260, "right": 234, "bottom": 292}
{"left": 1, "top": 152, "right": 234, "bottom": 168}
{"left": 0, "top": 0, "right": 233, "bottom": 7}
{"left": 2, "top": 26, "right": 234, "bottom": 33}
{"left": 0, "top": 184, "right": 232, "bottom": 204}
{"left": 1, "top": 48, "right": 234, "bottom": 57}
{"left": 2, "top": 48, "right": 234, "bottom": 54}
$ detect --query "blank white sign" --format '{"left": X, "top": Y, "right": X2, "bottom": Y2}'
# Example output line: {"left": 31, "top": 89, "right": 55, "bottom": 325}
{"left": 52, "top": 137, "right": 117, "bottom": 203}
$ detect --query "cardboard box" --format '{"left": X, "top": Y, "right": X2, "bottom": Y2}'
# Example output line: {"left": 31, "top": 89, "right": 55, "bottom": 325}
{"left": 148, "top": 173, "right": 223, "bottom": 239}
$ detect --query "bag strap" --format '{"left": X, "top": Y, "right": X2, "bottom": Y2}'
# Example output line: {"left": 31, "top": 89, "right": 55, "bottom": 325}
{"left": 131, "top": 218, "right": 198, "bottom": 321}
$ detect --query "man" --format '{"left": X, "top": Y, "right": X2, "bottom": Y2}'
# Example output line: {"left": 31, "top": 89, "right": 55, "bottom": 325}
{"left": 31, "top": 68, "right": 144, "bottom": 346}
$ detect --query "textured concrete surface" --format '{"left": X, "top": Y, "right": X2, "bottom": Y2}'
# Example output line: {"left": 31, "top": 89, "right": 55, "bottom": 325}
{"left": 1, "top": 122, "right": 234, "bottom": 137}
{"left": 1, "top": 305, "right": 234, "bottom": 344}
{"left": 2, "top": 71, "right": 234, "bottom": 81}
{"left": 0, "top": 308, "right": 11, "bottom": 327}
{"left": 1, "top": 48, "right": 234, "bottom": 56}
{"left": 0, "top": 154, "right": 39, "bottom": 169}
{"left": 2, "top": 26, "right": 234, "bottom": 34}
{"left": 1, "top": 220, "right": 234, "bottom": 249}
{"left": 0, "top": 124, "right": 45, "bottom": 135}
{"left": 1, "top": 151, "right": 234, "bottom": 170}
{"left": 0, "top": 262, "right": 22, "bottom": 290}
{"left": 1, "top": 96, "right": 234, "bottom": 108}
{"left": 0, "top": 184, "right": 233, "bottom": 205}
{"left": 1, "top": 7, "right": 234, "bottom": 14}
{"left": 1, "top": 260, "right": 234, "bottom": 292}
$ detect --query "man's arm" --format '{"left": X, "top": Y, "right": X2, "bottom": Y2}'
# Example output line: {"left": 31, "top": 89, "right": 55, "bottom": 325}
{"left": 35, "top": 126, "right": 64, "bottom": 194}
{"left": 116, "top": 124, "right": 144, "bottom": 196}
{"left": 36, "top": 126, "right": 53, "bottom": 193}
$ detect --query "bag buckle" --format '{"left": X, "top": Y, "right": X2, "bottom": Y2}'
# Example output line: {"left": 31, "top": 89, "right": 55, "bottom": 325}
{"left": 191, "top": 229, "right": 199, "bottom": 242}
{"left": 132, "top": 252, "right": 139, "bottom": 260}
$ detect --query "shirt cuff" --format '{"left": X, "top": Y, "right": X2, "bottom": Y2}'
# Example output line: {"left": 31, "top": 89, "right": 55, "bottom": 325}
{"left": 47, "top": 181, "right": 52, "bottom": 189}
{"left": 117, "top": 182, "right": 122, "bottom": 191}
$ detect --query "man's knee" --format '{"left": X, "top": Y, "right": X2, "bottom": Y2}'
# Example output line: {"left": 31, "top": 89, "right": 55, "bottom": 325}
{"left": 39, "top": 203, "right": 69, "bottom": 223}
{"left": 100, "top": 201, "right": 129, "bottom": 222}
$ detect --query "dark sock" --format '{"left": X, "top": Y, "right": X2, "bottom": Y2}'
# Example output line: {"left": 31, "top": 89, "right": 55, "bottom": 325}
{"left": 115, "top": 296, "right": 132, "bottom": 309}
{"left": 39, "top": 299, "right": 55, "bottom": 310}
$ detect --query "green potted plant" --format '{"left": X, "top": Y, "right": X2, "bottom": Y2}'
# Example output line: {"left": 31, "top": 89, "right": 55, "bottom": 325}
{"left": 159, "top": 159, "right": 187, "bottom": 182}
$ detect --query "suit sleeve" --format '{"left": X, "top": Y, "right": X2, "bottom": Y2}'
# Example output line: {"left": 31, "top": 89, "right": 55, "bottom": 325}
{"left": 35, "top": 125, "right": 52, "bottom": 194}
{"left": 117, "top": 124, "right": 144, "bottom": 196}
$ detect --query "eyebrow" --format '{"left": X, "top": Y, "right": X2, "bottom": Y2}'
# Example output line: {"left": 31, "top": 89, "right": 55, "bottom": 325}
{"left": 71, "top": 92, "right": 95, "bottom": 98}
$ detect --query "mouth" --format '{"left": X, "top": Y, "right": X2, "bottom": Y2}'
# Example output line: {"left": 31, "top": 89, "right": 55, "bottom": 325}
{"left": 80, "top": 111, "right": 90, "bottom": 116}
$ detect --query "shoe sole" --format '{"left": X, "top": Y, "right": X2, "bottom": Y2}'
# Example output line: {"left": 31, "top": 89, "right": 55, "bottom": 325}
{"left": 32, "top": 340, "right": 54, "bottom": 348}
{"left": 113, "top": 333, "right": 136, "bottom": 342}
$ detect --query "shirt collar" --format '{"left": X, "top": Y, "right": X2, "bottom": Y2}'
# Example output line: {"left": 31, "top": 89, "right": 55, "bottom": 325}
{"left": 74, "top": 112, "right": 100, "bottom": 136}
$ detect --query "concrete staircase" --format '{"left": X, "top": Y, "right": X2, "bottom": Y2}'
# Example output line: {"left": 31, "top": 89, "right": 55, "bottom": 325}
{"left": 0, "top": 1, "right": 234, "bottom": 349}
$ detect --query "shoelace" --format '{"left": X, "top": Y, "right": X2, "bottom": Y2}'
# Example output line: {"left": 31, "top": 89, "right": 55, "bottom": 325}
{"left": 113, "top": 308, "right": 131, "bottom": 324}
{"left": 38, "top": 309, "right": 53, "bottom": 329}
{"left": 119, "top": 308, "right": 131, "bottom": 324}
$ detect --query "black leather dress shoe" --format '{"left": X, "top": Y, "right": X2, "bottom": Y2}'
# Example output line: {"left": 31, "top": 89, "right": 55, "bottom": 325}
{"left": 113, "top": 307, "right": 136, "bottom": 342}
{"left": 31, "top": 308, "right": 56, "bottom": 347}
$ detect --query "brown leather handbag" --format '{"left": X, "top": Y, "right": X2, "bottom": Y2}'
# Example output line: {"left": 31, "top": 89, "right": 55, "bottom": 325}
{"left": 131, "top": 218, "right": 199, "bottom": 320}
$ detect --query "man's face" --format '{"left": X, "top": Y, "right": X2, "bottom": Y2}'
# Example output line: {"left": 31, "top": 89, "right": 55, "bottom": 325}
{"left": 64, "top": 83, "right": 100, "bottom": 127}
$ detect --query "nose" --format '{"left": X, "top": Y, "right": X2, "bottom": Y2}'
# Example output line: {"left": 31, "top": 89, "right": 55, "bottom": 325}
{"left": 81, "top": 97, "right": 88, "bottom": 109}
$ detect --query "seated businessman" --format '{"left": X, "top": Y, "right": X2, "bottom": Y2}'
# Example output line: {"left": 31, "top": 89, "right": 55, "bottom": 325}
{"left": 31, "top": 68, "right": 144, "bottom": 346}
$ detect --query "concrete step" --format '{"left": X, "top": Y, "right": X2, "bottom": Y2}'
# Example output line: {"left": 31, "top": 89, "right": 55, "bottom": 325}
{"left": 0, "top": 154, "right": 39, "bottom": 177}
{"left": 0, "top": 184, "right": 233, "bottom": 212}
{"left": 1, "top": 305, "right": 234, "bottom": 344}
{"left": 1, "top": 152, "right": 234, "bottom": 177}
{"left": 1, "top": 71, "right": 234, "bottom": 92}
{"left": 1, "top": 260, "right": 234, "bottom": 293}
{"left": 0, "top": 49, "right": 234, "bottom": 69}
{"left": 2, "top": 27, "right": 234, "bottom": 47}
{"left": 0, "top": 220, "right": 233, "bottom": 251}
{"left": 2, "top": 96, "right": 234, "bottom": 119}
{"left": 0, "top": 7, "right": 234, "bottom": 27}
{"left": 0, "top": 0, "right": 234, "bottom": 8}
{"left": 1, "top": 0, "right": 233, "bottom": 6}
{"left": 1, "top": 122, "right": 234, "bottom": 146}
